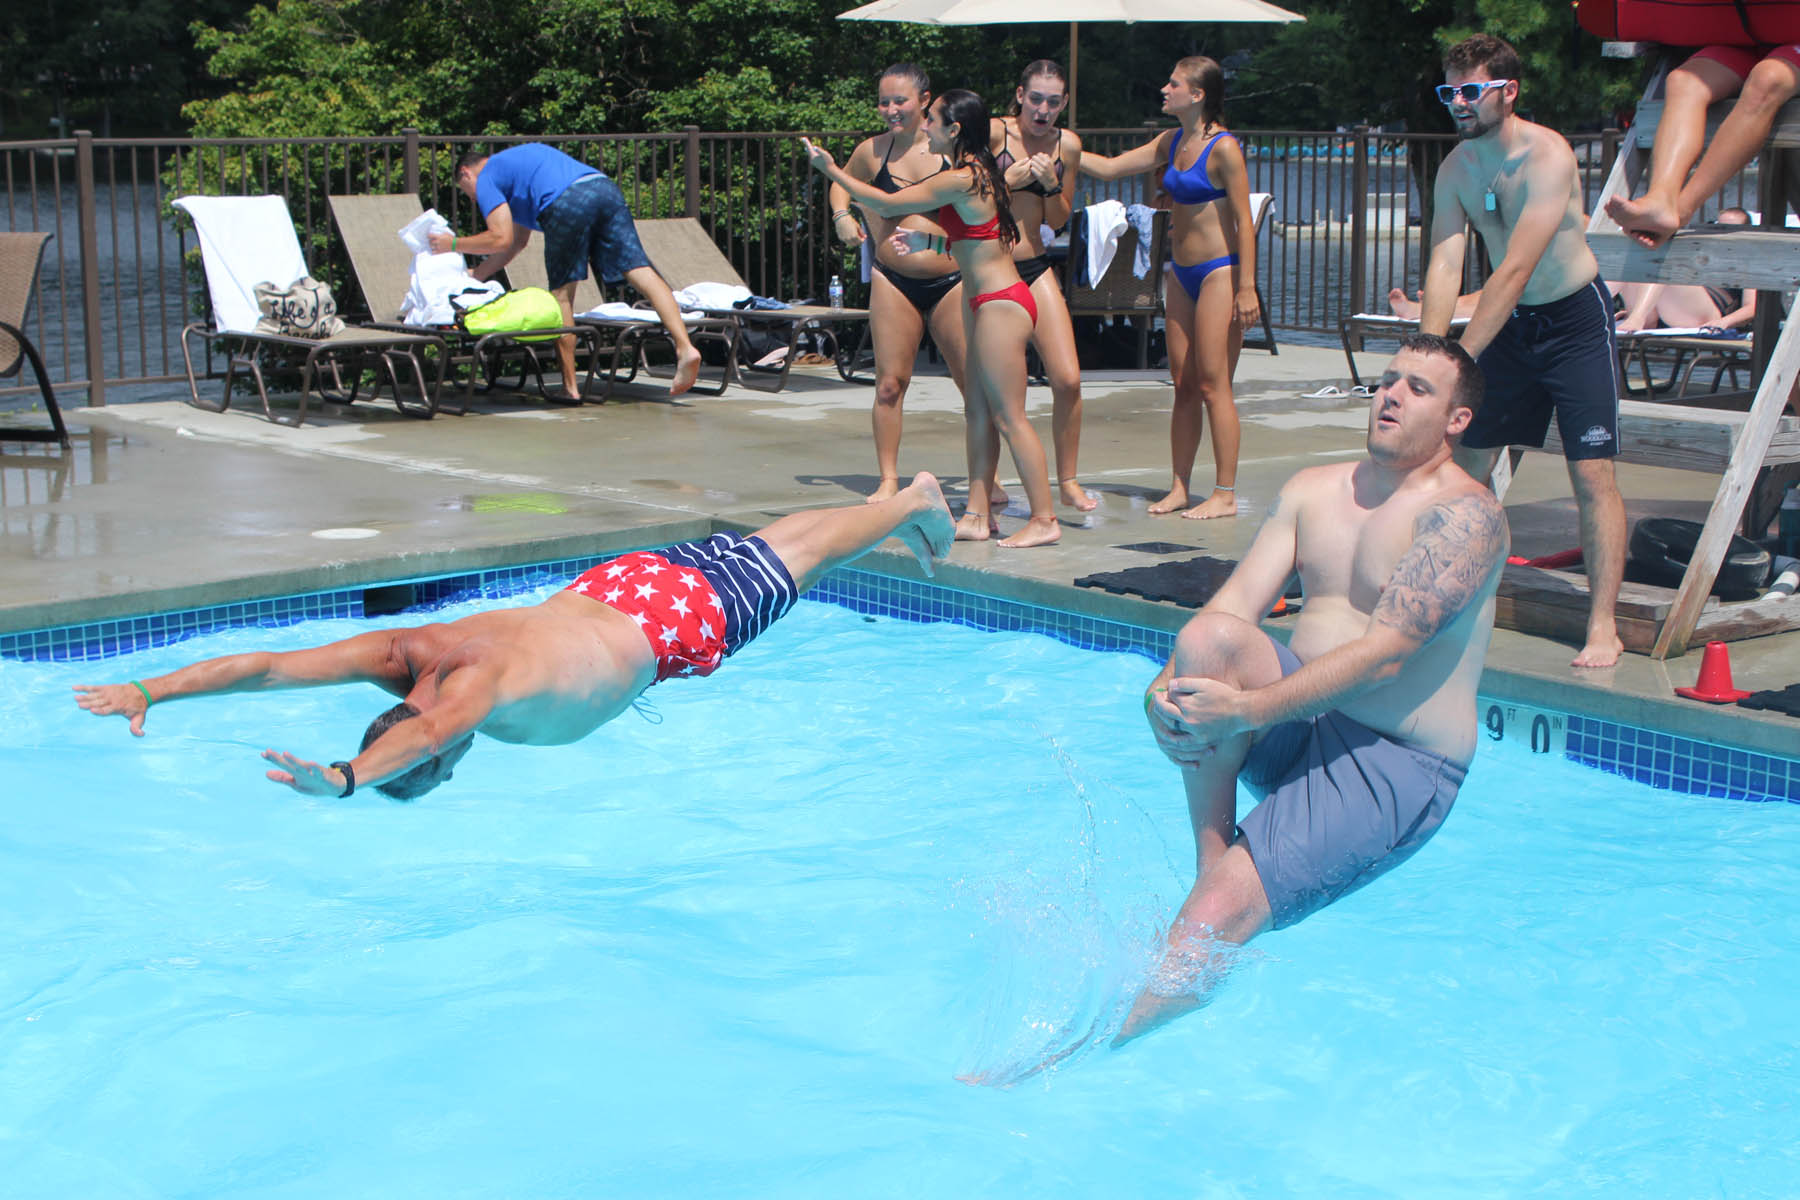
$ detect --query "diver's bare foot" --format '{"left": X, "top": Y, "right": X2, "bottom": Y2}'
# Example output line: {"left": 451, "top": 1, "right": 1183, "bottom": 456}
{"left": 1147, "top": 483, "right": 1190, "bottom": 515}
{"left": 1180, "top": 490, "right": 1238, "bottom": 520}
{"left": 1387, "top": 286, "right": 1421, "bottom": 320}
{"left": 998, "top": 515, "right": 1060, "bottom": 548}
{"left": 668, "top": 347, "right": 703, "bottom": 397}
{"left": 895, "top": 472, "right": 956, "bottom": 573}
{"left": 1604, "top": 193, "right": 1680, "bottom": 248}
{"left": 866, "top": 476, "right": 902, "bottom": 504}
{"left": 1571, "top": 631, "right": 1624, "bottom": 669}
{"left": 1060, "top": 480, "right": 1099, "bottom": 512}
{"left": 954, "top": 511, "right": 994, "bottom": 541}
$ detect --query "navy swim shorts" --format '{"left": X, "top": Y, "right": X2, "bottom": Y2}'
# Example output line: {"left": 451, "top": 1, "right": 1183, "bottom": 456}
{"left": 1463, "top": 276, "right": 1620, "bottom": 460}
{"left": 1236, "top": 635, "right": 1467, "bottom": 929}
{"left": 539, "top": 173, "right": 652, "bottom": 289}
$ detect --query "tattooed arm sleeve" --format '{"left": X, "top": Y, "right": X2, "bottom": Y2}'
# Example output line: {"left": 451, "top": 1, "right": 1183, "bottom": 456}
{"left": 1217, "top": 490, "right": 1507, "bottom": 733}
{"left": 1371, "top": 492, "right": 1510, "bottom": 643}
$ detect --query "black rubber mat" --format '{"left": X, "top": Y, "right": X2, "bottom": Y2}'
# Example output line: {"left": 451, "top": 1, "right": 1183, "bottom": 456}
{"left": 1738, "top": 684, "right": 1800, "bottom": 717}
{"left": 1075, "top": 555, "right": 1240, "bottom": 606}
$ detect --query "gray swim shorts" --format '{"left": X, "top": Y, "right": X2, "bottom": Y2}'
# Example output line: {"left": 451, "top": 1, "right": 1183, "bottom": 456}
{"left": 1236, "top": 635, "right": 1467, "bottom": 929}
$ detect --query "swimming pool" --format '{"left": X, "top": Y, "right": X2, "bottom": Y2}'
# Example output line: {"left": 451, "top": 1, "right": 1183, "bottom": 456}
{"left": 4, "top": 586, "right": 1798, "bottom": 1195}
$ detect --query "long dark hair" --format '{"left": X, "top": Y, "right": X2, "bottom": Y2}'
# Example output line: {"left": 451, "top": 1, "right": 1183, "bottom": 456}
{"left": 1011, "top": 59, "right": 1068, "bottom": 117}
{"left": 937, "top": 89, "right": 1019, "bottom": 245}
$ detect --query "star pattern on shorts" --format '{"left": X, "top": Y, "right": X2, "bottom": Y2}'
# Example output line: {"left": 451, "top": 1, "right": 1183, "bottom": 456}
{"left": 565, "top": 551, "right": 731, "bottom": 684}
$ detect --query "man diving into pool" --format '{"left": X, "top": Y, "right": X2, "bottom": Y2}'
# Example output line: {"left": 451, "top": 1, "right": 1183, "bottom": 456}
{"left": 75, "top": 476, "right": 955, "bottom": 801}
{"left": 1121, "top": 333, "right": 1507, "bottom": 1044}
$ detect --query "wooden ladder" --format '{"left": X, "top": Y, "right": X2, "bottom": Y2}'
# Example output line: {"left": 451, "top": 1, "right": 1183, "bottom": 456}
{"left": 1583, "top": 58, "right": 1800, "bottom": 659}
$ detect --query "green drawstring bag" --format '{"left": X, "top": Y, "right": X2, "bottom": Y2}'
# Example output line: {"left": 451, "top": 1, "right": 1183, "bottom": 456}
{"left": 454, "top": 287, "right": 564, "bottom": 343}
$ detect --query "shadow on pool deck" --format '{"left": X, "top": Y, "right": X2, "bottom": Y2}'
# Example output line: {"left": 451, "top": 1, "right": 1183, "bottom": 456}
{"left": 3, "top": 342, "right": 1795, "bottom": 759}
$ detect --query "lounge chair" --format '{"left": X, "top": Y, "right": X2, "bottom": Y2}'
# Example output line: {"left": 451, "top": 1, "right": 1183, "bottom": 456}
{"left": 1242, "top": 193, "right": 1279, "bottom": 354}
{"left": 0, "top": 232, "right": 70, "bottom": 448}
{"left": 632, "top": 218, "right": 873, "bottom": 393}
{"left": 328, "top": 193, "right": 612, "bottom": 412}
{"left": 1614, "top": 326, "right": 1755, "bottom": 398}
{"left": 1065, "top": 207, "right": 1169, "bottom": 369}
{"left": 1337, "top": 312, "right": 1470, "bottom": 387}
{"left": 500, "top": 243, "right": 735, "bottom": 401}
{"left": 174, "top": 195, "right": 447, "bottom": 426}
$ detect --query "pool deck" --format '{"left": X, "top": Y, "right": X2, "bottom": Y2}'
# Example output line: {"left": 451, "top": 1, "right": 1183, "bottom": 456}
{"left": 4, "top": 340, "right": 1797, "bottom": 760}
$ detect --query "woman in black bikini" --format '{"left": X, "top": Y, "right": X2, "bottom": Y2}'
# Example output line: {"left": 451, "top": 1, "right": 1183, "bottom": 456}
{"left": 829, "top": 64, "right": 970, "bottom": 505}
{"left": 989, "top": 59, "right": 1096, "bottom": 513}
{"left": 1081, "top": 56, "right": 1258, "bottom": 521}
{"left": 806, "top": 90, "right": 1060, "bottom": 548}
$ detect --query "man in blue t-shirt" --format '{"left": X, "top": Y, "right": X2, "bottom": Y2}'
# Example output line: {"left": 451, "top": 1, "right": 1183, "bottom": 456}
{"left": 429, "top": 143, "right": 702, "bottom": 397}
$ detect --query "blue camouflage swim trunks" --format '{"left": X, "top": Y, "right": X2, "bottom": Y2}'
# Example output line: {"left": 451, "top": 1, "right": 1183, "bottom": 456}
{"left": 539, "top": 173, "right": 652, "bottom": 289}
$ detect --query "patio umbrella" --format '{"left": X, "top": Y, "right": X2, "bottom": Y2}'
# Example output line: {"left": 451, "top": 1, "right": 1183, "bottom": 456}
{"left": 836, "top": 0, "right": 1306, "bottom": 127}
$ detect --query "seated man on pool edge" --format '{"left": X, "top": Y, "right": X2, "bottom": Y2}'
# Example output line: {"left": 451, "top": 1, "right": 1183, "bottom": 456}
{"left": 1121, "top": 332, "right": 1507, "bottom": 1044}
{"left": 74, "top": 476, "right": 955, "bottom": 801}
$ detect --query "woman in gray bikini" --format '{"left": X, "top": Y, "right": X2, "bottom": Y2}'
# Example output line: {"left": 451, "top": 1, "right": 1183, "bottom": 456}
{"left": 989, "top": 59, "right": 1096, "bottom": 512}
{"left": 829, "top": 64, "right": 971, "bottom": 505}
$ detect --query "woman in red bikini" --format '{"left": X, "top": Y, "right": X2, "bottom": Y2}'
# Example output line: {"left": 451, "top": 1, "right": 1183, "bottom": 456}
{"left": 806, "top": 89, "right": 1060, "bottom": 548}
{"left": 828, "top": 64, "right": 971, "bottom": 505}
{"left": 1081, "top": 56, "right": 1258, "bottom": 521}
{"left": 989, "top": 59, "right": 1096, "bottom": 514}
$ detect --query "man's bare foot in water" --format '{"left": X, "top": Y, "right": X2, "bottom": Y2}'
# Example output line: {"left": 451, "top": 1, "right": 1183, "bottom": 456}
{"left": 1181, "top": 489, "right": 1238, "bottom": 520}
{"left": 1571, "top": 627, "right": 1624, "bottom": 669}
{"left": 1147, "top": 481, "right": 1191, "bottom": 515}
{"left": 1060, "top": 480, "right": 1099, "bottom": 512}
{"left": 1603, "top": 193, "right": 1682, "bottom": 248}
{"left": 866, "top": 476, "right": 902, "bottom": 504}
{"left": 1387, "top": 287, "right": 1422, "bottom": 320}
{"left": 892, "top": 472, "right": 956, "bottom": 575}
{"left": 669, "top": 346, "right": 703, "bottom": 396}
{"left": 998, "top": 515, "right": 1060, "bottom": 548}
{"left": 955, "top": 511, "right": 995, "bottom": 541}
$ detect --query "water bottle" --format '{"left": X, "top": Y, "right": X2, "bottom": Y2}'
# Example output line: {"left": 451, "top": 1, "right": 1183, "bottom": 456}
{"left": 828, "top": 275, "right": 844, "bottom": 309}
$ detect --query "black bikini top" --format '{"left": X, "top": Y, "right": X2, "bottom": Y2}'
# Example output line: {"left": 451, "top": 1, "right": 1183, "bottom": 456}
{"left": 994, "top": 125, "right": 1064, "bottom": 197}
{"left": 872, "top": 137, "right": 950, "bottom": 194}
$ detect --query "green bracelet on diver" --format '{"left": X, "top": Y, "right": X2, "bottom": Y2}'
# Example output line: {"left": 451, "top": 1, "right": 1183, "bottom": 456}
{"left": 130, "top": 680, "right": 153, "bottom": 707}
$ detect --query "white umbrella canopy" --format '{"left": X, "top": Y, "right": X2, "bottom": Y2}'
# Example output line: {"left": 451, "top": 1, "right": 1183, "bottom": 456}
{"left": 837, "top": 0, "right": 1306, "bottom": 125}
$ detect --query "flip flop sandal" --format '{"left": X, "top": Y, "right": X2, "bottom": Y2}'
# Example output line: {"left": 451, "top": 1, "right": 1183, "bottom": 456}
{"left": 1349, "top": 384, "right": 1376, "bottom": 397}
{"left": 1301, "top": 384, "right": 1347, "bottom": 398}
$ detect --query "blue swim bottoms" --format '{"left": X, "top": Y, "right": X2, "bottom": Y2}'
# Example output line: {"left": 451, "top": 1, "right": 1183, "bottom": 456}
{"left": 1236, "top": 634, "right": 1467, "bottom": 929}
{"left": 539, "top": 173, "right": 652, "bottom": 289}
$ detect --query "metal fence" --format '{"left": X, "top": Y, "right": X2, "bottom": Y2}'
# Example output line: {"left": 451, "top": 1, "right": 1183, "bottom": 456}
{"left": 4, "top": 123, "right": 1689, "bottom": 405}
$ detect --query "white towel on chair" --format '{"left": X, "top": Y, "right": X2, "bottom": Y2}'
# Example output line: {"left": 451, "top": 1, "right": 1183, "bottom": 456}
{"left": 397, "top": 208, "right": 451, "bottom": 254}
{"left": 401, "top": 251, "right": 501, "bottom": 325}
{"left": 577, "top": 301, "right": 709, "bottom": 323}
{"left": 674, "top": 281, "right": 752, "bottom": 310}
{"left": 1083, "top": 200, "right": 1129, "bottom": 284}
{"left": 172, "top": 194, "right": 309, "bottom": 334}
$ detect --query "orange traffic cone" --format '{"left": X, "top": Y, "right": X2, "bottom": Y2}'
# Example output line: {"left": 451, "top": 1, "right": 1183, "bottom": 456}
{"left": 1674, "top": 641, "right": 1751, "bottom": 703}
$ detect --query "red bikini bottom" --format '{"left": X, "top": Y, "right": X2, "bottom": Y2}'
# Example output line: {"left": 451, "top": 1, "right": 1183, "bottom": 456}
{"left": 968, "top": 280, "right": 1038, "bottom": 325}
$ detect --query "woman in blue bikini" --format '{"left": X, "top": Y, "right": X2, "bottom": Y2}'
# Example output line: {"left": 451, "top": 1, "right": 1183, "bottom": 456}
{"left": 1080, "top": 56, "right": 1258, "bottom": 520}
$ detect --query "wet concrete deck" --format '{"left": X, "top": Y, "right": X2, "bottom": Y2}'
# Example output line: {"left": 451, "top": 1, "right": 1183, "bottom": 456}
{"left": 4, "top": 341, "right": 1796, "bottom": 759}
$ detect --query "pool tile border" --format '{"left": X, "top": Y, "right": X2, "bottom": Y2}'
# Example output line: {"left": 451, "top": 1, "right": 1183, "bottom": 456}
{"left": 6, "top": 556, "right": 1796, "bottom": 804}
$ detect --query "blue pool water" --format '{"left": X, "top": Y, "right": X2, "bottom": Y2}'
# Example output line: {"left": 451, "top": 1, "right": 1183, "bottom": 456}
{"left": 4, "top": 593, "right": 1798, "bottom": 1196}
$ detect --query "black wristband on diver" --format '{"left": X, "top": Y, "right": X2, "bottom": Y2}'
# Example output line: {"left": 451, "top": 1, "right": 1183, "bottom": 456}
{"left": 330, "top": 761, "right": 356, "bottom": 798}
